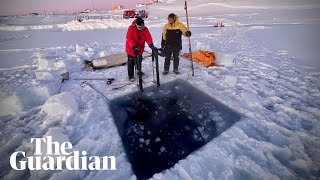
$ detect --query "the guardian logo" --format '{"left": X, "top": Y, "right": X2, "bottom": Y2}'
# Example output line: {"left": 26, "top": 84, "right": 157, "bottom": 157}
{"left": 10, "top": 136, "right": 117, "bottom": 171}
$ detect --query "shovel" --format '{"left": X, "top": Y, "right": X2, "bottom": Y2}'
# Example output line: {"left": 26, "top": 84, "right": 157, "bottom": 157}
{"left": 58, "top": 72, "right": 69, "bottom": 93}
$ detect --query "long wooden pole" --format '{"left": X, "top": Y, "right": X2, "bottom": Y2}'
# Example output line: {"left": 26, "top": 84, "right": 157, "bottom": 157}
{"left": 184, "top": 0, "right": 194, "bottom": 76}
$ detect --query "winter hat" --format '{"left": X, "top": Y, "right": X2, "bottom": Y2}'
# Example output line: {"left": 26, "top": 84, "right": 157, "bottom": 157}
{"left": 168, "top": 13, "right": 176, "bottom": 19}
{"left": 136, "top": 17, "right": 144, "bottom": 26}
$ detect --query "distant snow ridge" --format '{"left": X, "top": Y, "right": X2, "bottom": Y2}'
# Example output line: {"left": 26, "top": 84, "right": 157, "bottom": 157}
{"left": 0, "top": 24, "right": 60, "bottom": 31}
{"left": 0, "top": 19, "right": 133, "bottom": 31}
{"left": 190, "top": 3, "right": 269, "bottom": 10}
{"left": 62, "top": 19, "right": 132, "bottom": 31}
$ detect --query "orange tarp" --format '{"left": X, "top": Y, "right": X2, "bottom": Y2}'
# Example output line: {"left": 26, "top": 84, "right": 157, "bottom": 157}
{"left": 183, "top": 50, "right": 216, "bottom": 67}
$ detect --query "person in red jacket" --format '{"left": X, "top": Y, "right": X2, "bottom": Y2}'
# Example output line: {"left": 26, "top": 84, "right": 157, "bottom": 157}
{"left": 126, "top": 17, "right": 157, "bottom": 82}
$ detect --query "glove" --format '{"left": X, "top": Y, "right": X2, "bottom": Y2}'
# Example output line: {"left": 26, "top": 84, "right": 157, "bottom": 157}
{"left": 132, "top": 46, "right": 140, "bottom": 55}
{"left": 161, "top": 39, "right": 166, "bottom": 49}
{"left": 185, "top": 31, "right": 192, "bottom": 37}
{"left": 159, "top": 50, "right": 165, "bottom": 57}
{"left": 149, "top": 44, "right": 158, "bottom": 53}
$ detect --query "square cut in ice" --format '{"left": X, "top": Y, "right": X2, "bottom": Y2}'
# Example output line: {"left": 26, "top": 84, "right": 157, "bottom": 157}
{"left": 109, "top": 79, "right": 242, "bottom": 180}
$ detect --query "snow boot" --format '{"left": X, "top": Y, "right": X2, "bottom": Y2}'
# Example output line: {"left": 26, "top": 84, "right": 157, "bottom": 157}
{"left": 129, "top": 77, "right": 135, "bottom": 82}
{"left": 173, "top": 69, "right": 180, "bottom": 75}
{"left": 137, "top": 71, "right": 145, "bottom": 77}
{"left": 162, "top": 70, "right": 169, "bottom": 75}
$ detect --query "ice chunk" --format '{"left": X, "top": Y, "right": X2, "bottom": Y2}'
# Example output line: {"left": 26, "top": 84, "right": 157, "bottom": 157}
{"left": 160, "top": 146, "right": 166, "bottom": 152}
{"left": 0, "top": 94, "right": 22, "bottom": 116}
{"left": 41, "top": 92, "right": 78, "bottom": 129}
{"left": 41, "top": 92, "right": 78, "bottom": 118}
{"left": 35, "top": 72, "right": 53, "bottom": 80}
{"left": 0, "top": 85, "right": 54, "bottom": 116}
{"left": 75, "top": 44, "right": 87, "bottom": 55}
{"left": 215, "top": 53, "right": 235, "bottom": 66}
{"left": 99, "top": 50, "right": 109, "bottom": 57}
{"left": 241, "top": 92, "right": 260, "bottom": 107}
{"left": 145, "top": 139, "right": 150, "bottom": 146}
{"left": 53, "top": 60, "right": 66, "bottom": 69}
{"left": 37, "top": 58, "right": 54, "bottom": 70}
{"left": 225, "top": 75, "right": 237, "bottom": 86}
{"left": 36, "top": 57, "right": 65, "bottom": 71}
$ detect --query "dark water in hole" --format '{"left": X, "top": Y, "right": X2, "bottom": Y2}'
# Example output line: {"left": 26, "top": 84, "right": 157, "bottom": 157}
{"left": 110, "top": 79, "right": 242, "bottom": 180}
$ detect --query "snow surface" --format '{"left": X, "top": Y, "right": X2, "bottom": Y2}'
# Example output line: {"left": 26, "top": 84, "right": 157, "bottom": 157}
{"left": 0, "top": 0, "right": 320, "bottom": 179}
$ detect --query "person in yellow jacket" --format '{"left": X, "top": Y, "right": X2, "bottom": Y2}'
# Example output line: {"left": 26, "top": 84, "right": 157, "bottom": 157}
{"left": 161, "top": 13, "right": 191, "bottom": 75}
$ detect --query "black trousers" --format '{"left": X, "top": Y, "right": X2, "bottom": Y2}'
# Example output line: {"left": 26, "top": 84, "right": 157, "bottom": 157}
{"left": 164, "top": 48, "right": 180, "bottom": 71}
{"left": 127, "top": 54, "right": 142, "bottom": 79}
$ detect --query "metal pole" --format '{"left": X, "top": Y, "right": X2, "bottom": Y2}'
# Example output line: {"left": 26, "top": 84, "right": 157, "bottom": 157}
{"left": 184, "top": 0, "right": 194, "bottom": 76}
{"left": 152, "top": 50, "right": 155, "bottom": 83}
{"left": 154, "top": 51, "right": 160, "bottom": 87}
{"left": 138, "top": 55, "right": 143, "bottom": 92}
{"left": 135, "top": 54, "right": 143, "bottom": 92}
{"left": 134, "top": 55, "right": 138, "bottom": 86}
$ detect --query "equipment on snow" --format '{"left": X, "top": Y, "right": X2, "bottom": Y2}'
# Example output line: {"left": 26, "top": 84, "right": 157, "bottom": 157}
{"left": 134, "top": 53, "right": 143, "bottom": 92}
{"left": 152, "top": 49, "right": 160, "bottom": 87}
{"left": 106, "top": 78, "right": 115, "bottom": 85}
{"left": 214, "top": 23, "right": 225, "bottom": 27}
{"left": 82, "top": 52, "right": 152, "bottom": 71}
{"left": 74, "top": 77, "right": 114, "bottom": 81}
{"left": 182, "top": 50, "right": 235, "bottom": 67}
{"left": 133, "top": 48, "right": 160, "bottom": 92}
{"left": 60, "top": 72, "right": 69, "bottom": 82}
{"left": 183, "top": 50, "right": 216, "bottom": 67}
{"left": 58, "top": 72, "right": 69, "bottom": 93}
{"left": 80, "top": 82, "right": 110, "bottom": 101}
{"left": 92, "top": 58, "right": 108, "bottom": 68}
{"left": 79, "top": 49, "right": 160, "bottom": 92}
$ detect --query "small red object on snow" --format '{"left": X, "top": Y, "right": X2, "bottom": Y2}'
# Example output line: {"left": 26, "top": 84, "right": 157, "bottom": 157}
{"left": 213, "top": 23, "right": 225, "bottom": 27}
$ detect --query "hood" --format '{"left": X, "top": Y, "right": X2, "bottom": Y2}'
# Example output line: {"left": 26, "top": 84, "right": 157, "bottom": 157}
{"left": 131, "top": 19, "right": 137, "bottom": 26}
{"left": 168, "top": 15, "right": 180, "bottom": 26}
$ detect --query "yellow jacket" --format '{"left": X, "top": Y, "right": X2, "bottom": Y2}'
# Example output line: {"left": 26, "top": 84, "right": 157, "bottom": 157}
{"left": 162, "top": 15, "right": 188, "bottom": 42}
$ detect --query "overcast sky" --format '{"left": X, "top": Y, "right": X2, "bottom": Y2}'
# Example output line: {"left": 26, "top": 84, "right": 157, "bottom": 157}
{"left": 0, "top": 0, "right": 147, "bottom": 15}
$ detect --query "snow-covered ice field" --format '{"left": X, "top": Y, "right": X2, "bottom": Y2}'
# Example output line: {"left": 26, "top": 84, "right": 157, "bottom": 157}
{"left": 0, "top": 0, "right": 319, "bottom": 179}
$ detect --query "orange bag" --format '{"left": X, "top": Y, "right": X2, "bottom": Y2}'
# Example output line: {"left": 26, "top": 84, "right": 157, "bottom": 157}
{"left": 183, "top": 50, "right": 216, "bottom": 67}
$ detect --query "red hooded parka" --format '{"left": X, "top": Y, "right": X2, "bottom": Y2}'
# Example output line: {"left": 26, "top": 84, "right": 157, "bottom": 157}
{"left": 125, "top": 19, "right": 153, "bottom": 57}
